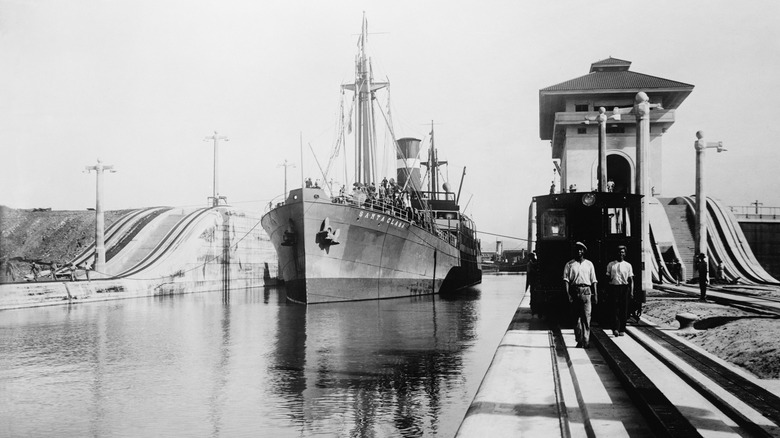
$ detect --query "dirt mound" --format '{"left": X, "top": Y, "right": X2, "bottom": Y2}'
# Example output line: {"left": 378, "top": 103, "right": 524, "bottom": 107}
{"left": 642, "top": 291, "right": 780, "bottom": 379}
{"left": 682, "top": 319, "right": 780, "bottom": 379}
{"left": 0, "top": 206, "right": 132, "bottom": 282}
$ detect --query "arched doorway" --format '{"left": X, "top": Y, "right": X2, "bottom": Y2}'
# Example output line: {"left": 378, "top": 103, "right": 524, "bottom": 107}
{"left": 607, "top": 154, "right": 632, "bottom": 193}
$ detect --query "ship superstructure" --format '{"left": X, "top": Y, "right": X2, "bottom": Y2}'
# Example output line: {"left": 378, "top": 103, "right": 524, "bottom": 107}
{"left": 261, "top": 16, "right": 481, "bottom": 303}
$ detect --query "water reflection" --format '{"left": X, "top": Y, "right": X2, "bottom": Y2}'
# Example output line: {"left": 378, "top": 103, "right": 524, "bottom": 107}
{"left": 271, "top": 290, "right": 480, "bottom": 437}
{"left": 0, "top": 275, "right": 523, "bottom": 437}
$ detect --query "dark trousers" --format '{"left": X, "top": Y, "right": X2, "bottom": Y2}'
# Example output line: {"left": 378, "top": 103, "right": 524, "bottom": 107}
{"left": 699, "top": 279, "right": 707, "bottom": 300}
{"left": 609, "top": 284, "right": 630, "bottom": 332}
{"left": 571, "top": 285, "right": 592, "bottom": 346}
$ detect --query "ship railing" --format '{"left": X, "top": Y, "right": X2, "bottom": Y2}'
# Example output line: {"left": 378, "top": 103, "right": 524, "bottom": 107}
{"left": 334, "top": 194, "right": 411, "bottom": 220}
{"left": 264, "top": 194, "right": 288, "bottom": 214}
{"left": 333, "top": 193, "right": 458, "bottom": 243}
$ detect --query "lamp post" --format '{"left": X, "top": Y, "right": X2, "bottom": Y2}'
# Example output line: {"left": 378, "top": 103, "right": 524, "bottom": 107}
{"left": 204, "top": 131, "right": 229, "bottom": 207}
{"left": 585, "top": 93, "right": 662, "bottom": 291}
{"left": 84, "top": 158, "right": 116, "bottom": 274}
{"left": 632, "top": 92, "right": 665, "bottom": 291}
{"left": 584, "top": 107, "right": 623, "bottom": 192}
{"left": 694, "top": 131, "right": 727, "bottom": 259}
{"left": 277, "top": 159, "right": 296, "bottom": 199}
{"left": 751, "top": 200, "right": 763, "bottom": 215}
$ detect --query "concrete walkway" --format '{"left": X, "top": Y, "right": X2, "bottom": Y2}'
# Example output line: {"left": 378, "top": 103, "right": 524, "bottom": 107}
{"left": 455, "top": 289, "right": 780, "bottom": 437}
{"left": 456, "top": 294, "right": 652, "bottom": 437}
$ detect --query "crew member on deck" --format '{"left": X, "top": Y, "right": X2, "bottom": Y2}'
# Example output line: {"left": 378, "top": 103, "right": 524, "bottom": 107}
{"left": 563, "top": 242, "right": 598, "bottom": 349}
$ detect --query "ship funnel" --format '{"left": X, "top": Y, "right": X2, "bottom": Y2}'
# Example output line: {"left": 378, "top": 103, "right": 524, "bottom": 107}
{"left": 396, "top": 137, "right": 422, "bottom": 191}
{"left": 496, "top": 240, "right": 503, "bottom": 255}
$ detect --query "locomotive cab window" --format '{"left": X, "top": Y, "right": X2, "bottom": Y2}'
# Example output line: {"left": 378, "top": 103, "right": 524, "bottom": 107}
{"left": 606, "top": 207, "right": 631, "bottom": 236}
{"left": 541, "top": 209, "right": 567, "bottom": 239}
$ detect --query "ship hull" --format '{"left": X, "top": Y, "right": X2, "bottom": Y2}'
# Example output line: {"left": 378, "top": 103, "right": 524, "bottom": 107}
{"left": 261, "top": 188, "right": 480, "bottom": 303}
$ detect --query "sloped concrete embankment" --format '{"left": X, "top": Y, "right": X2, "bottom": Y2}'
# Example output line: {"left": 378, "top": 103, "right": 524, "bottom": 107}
{"left": 0, "top": 207, "right": 278, "bottom": 310}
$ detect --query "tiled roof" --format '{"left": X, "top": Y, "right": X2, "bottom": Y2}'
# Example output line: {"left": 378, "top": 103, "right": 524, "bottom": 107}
{"left": 541, "top": 70, "right": 694, "bottom": 92}
{"left": 591, "top": 57, "right": 632, "bottom": 70}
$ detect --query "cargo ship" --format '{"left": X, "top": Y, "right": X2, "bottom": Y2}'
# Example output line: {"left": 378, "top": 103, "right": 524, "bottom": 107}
{"left": 260, "top": 17, "right": 481, "bottom": 303}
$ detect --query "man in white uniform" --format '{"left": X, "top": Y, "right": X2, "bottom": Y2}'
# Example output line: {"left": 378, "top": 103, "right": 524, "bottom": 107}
{"left": 606, "top": 245, "right": 634, "bottom": 337}
{"left": 563, "top": 242, "right": 598, "bottom": 349}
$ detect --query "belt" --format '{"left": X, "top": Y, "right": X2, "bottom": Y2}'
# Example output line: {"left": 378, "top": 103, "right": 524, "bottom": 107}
{"left": 574, "top": 284, "right": 590, "bottom": 287}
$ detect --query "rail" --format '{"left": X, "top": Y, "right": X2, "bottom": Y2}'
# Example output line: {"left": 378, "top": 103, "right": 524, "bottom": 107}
{"left": 267, "top": 190, "right": 460, "bottom": 248}
{"left": 709, "top": 198, "right": 779, "bottom": 284}
{"left": 333, "top": 195, "right": 459, "bottom": 247}
{"left": 628, "top": 325, "right": 780, "bottom": 437}
{"left": 654, "top": 283, "right": 780, "bottom": 317}
{"left": 66, "top": 207, "right": 160, "bottom": 267}
{"left": 679, "top": 196, "right": 778, "bottom": 286}
{"left": 114, "top": 207, "right": 213, "bottom": 278}
{"left": 591, "top": 328, "right": 702, "bottom": 437}
{"left": 728, "top": 205, "right": 780, "bottom": 220}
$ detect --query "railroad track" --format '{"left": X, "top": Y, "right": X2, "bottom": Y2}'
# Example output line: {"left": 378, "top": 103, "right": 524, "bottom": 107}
{"left": 546, "top": 320, "right": 780, "bottom": 437}
{"left": 458, "top": 295, "right": 780, "bottom": 437}
{"left": 655, "top": 284, "right": 780, "bottom": 317}
{"left": 594, "top": 322, "right": 780, "bottom": 437}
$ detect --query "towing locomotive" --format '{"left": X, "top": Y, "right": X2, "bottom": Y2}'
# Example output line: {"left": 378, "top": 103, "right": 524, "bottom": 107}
{"left": 529, "top": 191, "right": 644, "bottom": 320}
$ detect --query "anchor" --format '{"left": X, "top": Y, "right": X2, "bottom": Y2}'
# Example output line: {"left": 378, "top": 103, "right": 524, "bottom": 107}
{"left": 316, "top": 217, "right": 340, "bottom": 246}
{"left": 281, "top": 219, "right": 297, "bottom": 246}
{"left": 281, "top": 229, "right": 296, "bottom": 246}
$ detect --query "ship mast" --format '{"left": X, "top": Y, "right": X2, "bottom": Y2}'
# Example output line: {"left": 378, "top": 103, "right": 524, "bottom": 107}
{"left": 342, "top": 14, "right": 388, "bottom": 186}
{"left": 423, "top": 121, "right": 447, "bottom": 200}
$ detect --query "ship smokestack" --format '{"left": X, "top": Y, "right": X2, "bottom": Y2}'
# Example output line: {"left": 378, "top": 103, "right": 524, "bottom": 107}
{"left": 396, "top": 137, "right": 422, "bottom": 191}
{"left": 496, "top": 241, "right": 503, "bottom": 256}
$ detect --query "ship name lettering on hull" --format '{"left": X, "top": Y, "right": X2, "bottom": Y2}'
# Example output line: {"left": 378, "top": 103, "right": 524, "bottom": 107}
{"left": 357, "top": 210, "right": 408, "bottom": 229}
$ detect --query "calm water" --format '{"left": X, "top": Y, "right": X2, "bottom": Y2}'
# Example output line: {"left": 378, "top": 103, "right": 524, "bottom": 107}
{"left": 0, "top": 275, "right": 524, "bottom": 437}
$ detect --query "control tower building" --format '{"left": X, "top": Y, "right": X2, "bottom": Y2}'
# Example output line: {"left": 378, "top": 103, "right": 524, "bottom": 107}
{"left": 539, "top": 57, "right": 694, "bottom": 195}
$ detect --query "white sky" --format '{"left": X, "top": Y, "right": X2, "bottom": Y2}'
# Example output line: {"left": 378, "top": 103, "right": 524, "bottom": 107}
{"left": 2, "top": 0, "right": 779, "bottom": 250}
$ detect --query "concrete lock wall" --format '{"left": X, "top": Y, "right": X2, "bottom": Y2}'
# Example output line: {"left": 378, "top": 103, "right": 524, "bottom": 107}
{"left": 738, "top": 221, "right": 780, "bottom": 279}
{"left": 0, "top": 207, "right": 279, "bottom": 311}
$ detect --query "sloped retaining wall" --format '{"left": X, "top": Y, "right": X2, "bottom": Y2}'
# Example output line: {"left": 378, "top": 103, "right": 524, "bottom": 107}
{"left": 0, "top": 207, "right": 280, "bottom": 311}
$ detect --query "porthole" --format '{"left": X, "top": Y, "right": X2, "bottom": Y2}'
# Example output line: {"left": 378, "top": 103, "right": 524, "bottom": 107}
{"left": 582, "top": 193, "right": 596, "bottom": 206}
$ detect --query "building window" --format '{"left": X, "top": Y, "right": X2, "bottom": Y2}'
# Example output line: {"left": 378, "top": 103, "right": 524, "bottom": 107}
{"left": 577, "top": 127, "right": 587, "bottom": 134}
{"left": 575, "top": 104, "right": 589, "bottom": 112}
{"left": 606, "top": 126, "right": 625, "bottom": 134}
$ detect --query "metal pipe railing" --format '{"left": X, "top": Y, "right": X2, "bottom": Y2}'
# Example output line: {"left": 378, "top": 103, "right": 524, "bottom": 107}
{"left": 728, "top": 205, "right": 780, "bottom": 220}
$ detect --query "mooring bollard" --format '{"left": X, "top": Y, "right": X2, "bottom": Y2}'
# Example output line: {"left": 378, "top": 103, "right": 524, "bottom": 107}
{"left": 675, "top": 312, "right": 699, "bottom": 331}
